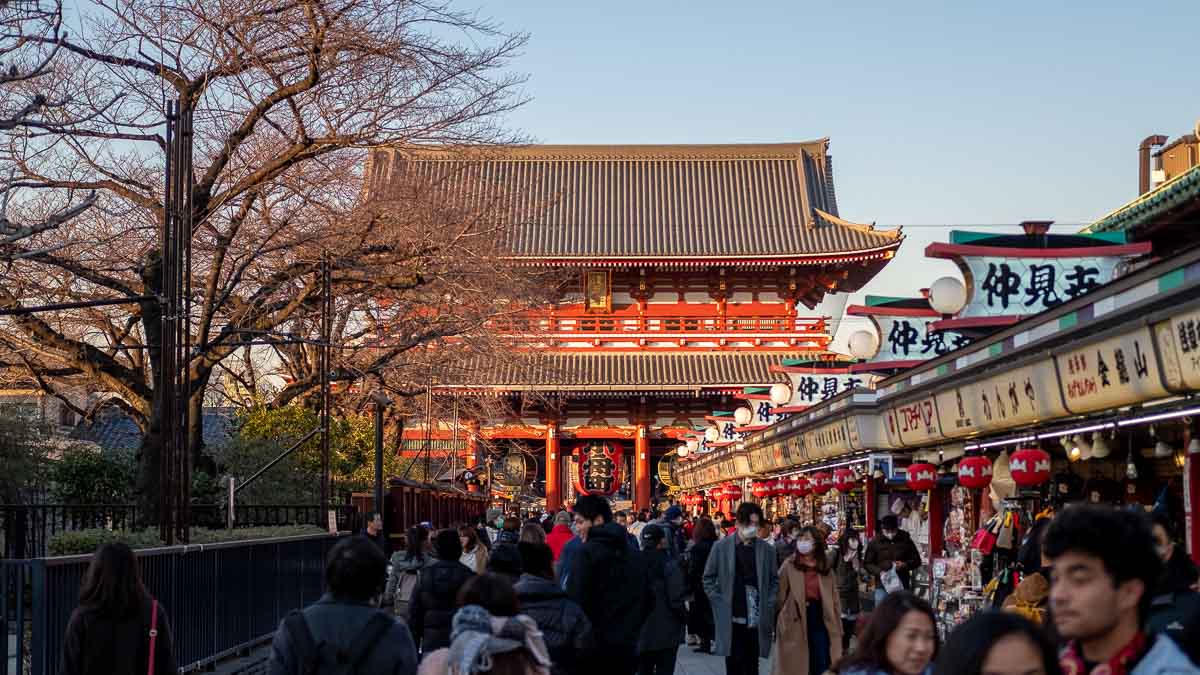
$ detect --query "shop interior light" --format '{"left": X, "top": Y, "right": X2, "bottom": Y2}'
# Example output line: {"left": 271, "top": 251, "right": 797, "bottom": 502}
{"left": 1189, "top": 438, "right": 1200, "bottom": 455}
{"left": 1038, "top": 422, "right": 1115, "bottom": 441}
{"left": 1175, "top": 452, "right": 1187, "bottom": 469}
{"left": 1090, "top": 432, "right": 1112, "bottom": 459}
{"left": 1075, "top": 434, "right": 1092, "bottom": 459}
{"left": 1117, "top": 406, "right": 1200, "bottom": 427}
{"left": 1062, "top": 436, "right": 1080, "bottom": 461}
{"left": 1154, "top": 441, "right": 1175, "bottom": 458}
{"left": 1126, "top": 454, "right": 1139, "bottom": 480}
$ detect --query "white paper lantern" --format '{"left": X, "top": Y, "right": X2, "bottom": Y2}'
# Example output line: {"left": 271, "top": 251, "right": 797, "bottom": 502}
{"left": 676, "top": 444, "right": 689, "bottom": 458}
{"left": 848, "top": 330, "right": 879, "bottom": 360}
{"left": 929, "top": 276, "right": 968, "bottom": 315}
{"left": 704, "top": 425, "right": 720, "bottom": 443}
{"left": 686, "top": 439, "right": 700, "bottom": 453}
{"left": 734, "top": 406, "right": 753, "bottom": 426}
{"left": 1090, "top": 432, "right": 1112, "bottom": 459}
{"left": 769, "top": 383, "right": 792, "bottom": 406}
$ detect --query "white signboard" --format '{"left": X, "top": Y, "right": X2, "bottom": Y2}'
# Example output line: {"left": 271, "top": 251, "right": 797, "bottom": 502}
{"left": 1056, "top": 326, "right": 1167, "bottom": 414}
{"left": 868, "top": 316, "right": 971, "bottom": 363}
{"left": 804, "top": 419, "right": 851, "bottom": 460}
{"left": 785, "top": 372, "right": 875, "bottom": 406}
{"left": 961, "top": 256, "right": 1119, "bottom": 317}
{"left": 1153, "top": 309, "right": 1200, "bottom": 391}
{"left": 888, "top": 396, "right": 942, "bottom": 446}
{"left": 935, "top": 359, "right": 1066, "bottom": 438}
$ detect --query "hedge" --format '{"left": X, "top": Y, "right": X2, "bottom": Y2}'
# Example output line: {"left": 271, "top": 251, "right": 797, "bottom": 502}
{"left": 47, "top": 525, "right": 327, "bottom": 556}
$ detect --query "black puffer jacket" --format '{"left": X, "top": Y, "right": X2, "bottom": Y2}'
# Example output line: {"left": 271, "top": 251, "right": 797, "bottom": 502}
{"left": 863, "top": 530, "right": 922, "bottom": 589}
{"left": 514, "top": 573, "right": 592, "bottom": 675}
{"left": 566, "top": 522, "right": 652, "bottom": 649}
{"left": 407, "top": 559, "right": 475, "bottom": 653}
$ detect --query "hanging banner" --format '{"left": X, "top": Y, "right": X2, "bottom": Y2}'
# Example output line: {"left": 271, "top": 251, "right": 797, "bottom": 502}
{"left": 786, "top": 372, "right": 874, "bottom": 406}
{"left": 870, "top": 315, "right": 972, "bottom": 363}
{"left": 1055, "top": 326, "right": 1167, "bottom": 415}
{"left": 957, "top": 256, "right": 1122, "bottom": 317}
{"left": 934, "top": 359, "right": 1066, "bottom": 438}
{"left": 888, "top": 395, "right": 942, "bottom": 446}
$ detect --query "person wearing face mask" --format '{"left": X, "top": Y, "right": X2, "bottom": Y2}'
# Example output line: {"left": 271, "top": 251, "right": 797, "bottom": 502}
{"left": 1145, "top": 512, "right": 1200, "bottom": 648}
{"left": 835, "top": 527, "right": 868, "bottom": 651}
{"left": 775, "top": 521, "right": 799, "bottom": 568}
{"left": 864, "top": 515, "right": 922, "bottom": 604}
{"left": 703, "top": 502, "right": 779, "bottom": 675}
{"left": 773, "top": 526, "right": 842, "bottom": 675}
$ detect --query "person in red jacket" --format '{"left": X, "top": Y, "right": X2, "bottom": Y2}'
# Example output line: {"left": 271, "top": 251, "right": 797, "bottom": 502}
{"left": 546, "top": 510, "right": 574, "bottom": 561}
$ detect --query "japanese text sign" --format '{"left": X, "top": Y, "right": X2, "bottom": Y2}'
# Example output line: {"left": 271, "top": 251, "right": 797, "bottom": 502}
{"left": 1055, "top": 326, "right": 1167, "bottom": 414}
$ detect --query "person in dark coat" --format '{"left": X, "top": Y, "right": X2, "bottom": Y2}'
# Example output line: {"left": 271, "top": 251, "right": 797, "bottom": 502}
{"left": 834, "top": 526, "right": 867, "bottom": 651}
{"left": 1147, "top": 513, "right": 1200, "bottom": 647}
{"left": 637, "top": 525, "right": 687, "bottom": 675}
{"left": 863, "top": 514, "right": 922, "bottom": 597}
{"left": 566, "top": 495, "right": 653, "bottom": 675}
{"left": 515, "top": 542, "right": 592, "bottom": 675}
{"left": 687, "top": 517, "right": 718, "bottom": 653}
{"left": 62, "top": 543, "right": 177, "bottom": 675}
{"left": 408, "top": 529, "right": 476, "bottom": 656}
{"left": 651, "top": 505, "right": 687, "bottom": 562}
{"left": 268, "top": 535, "right": 417, "bottom": 675}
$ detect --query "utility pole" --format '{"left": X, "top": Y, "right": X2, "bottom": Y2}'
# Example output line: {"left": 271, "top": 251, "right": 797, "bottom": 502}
{"left": 370, "top": 390, "right": 392, "bottom": 518}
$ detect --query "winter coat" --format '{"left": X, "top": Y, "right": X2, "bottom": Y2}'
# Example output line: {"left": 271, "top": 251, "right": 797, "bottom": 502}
{"left": 1158, "top": 550, "right": 1199, "bottom": 595}
{"left": 772, "top": 557, "right": 842, "bottom": 675}
{"left": 1002, "top": 572, "right": 1049, "bottom": 626}
{"left": 687, "top": 539, "right": 716, "bottom": 640}
{"left": 565, "top": 522, "right": 652, "bottom": 650}
{"left": 1128, "top": 634, "right": 1196, "bottom": 675}
{"left": 638, "top": 549, "right": 687, "bottom": 654}
{"left": 557, "top": 537, "right": 582, "bottom": 588}
{"left": 834, "top": 552, "right": 865, "bottom": 617}
{"left": 774, "top": 536, "right": 794, "bottom": 569}
{"left": 701, "top": 534, "right": 779, "bottom": 659}
{"left": 1146, "top": 587, "right": 1200, "bottom": 649}
{"left": 407, "top": 559, "right": 476, "bottom": 653}
{"left": 863, "top": 530, "right": 921, "bottom": 589}
{"left": 514, "top": 574, "right": 592, "bottom": 675}
{"left": 61, "top": 596, "right": 176, "bottom": 675}
{"left": 546, "top": 525, "right": 574, "bottom": 562}
{"left": 387, "top": 552, "right": 435, "bottom": 603}
{"left": 267, "top": 593, "right": 417, "bottom": 675}
{"left": 650, "top": 518, "right": 686, "bottom": 561}
{"left": 460, "top": 546, "right": 489, "bottom": 574}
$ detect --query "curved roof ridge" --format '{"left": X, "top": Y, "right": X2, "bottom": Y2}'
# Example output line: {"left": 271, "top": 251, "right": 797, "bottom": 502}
{"left": 392, "top": 140, "right": 831, "bottom": 161}
{"left": 814, "top": 208, "right": 903, "bottom": 239}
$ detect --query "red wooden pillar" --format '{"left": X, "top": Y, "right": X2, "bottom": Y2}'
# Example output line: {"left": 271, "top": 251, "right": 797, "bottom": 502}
{"left": 1185, "top": 426, "right": 1200, "bottom": 564}
{"left": 635, "top": 424, "right": 651, "bottom": 510}
{"left": 465, "top": 420, "right": 480, "bottom": 493}
{"left": 865, "top": 478, "right": 877, "bottom": 539}
{"left": 928, "top": 485, "right": 945, "bottom": 559}
{"left": 546, "top": 423, "right": 561, "bottom": 512}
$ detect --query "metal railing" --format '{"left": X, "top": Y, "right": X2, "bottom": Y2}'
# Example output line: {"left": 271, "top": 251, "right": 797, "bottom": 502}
{"left": 2, "top": 504, "right": 357, "bottom": 559}
{"left": 1, "top": 532, "right": 339, "bottom": 675}
{"left": 491, "top": 313, "right": 830, "bottom": 336}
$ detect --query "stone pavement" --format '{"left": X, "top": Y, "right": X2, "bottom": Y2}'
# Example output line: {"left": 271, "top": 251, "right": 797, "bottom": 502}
{"left": 674, "top": 643, "right": 771, "bottom": 675}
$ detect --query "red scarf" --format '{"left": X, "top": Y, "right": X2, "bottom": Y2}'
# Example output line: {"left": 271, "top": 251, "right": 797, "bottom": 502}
{"left": 1059, "top": 632, "right": 1147, "bottom": 675}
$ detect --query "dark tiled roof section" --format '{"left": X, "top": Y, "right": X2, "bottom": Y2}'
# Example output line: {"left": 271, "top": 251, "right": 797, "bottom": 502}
{"left": 366, "top": 143, "right": 900, "bottom": 259}
{"left": 70, "top": 405, "right": 236, "bottom": 451}
{"left": 440, "top": 351, "right": 797, "bottom": 388}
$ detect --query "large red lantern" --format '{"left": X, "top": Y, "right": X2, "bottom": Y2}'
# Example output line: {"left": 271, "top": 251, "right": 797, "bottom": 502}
{"left": 571, "top": 441, "right": 624, "bottom": 496}
{"left": 1010, "top": 448, "right": 1051, "bottom": 487}
{"left": 833, "top": 468, "right": 856, "bottom": 492}
{"left": 811, "top": 472, "right": 834, "bottom": 494}
{"left": 764, "top": 478, "right": 781, "bottom": 497}
{"left": 751, "top": 481, "right": 770, "bottom": 499}
{"left": 906, "top": 462, "right": 937, "bottom": 491}
{"left": 710, "top": 486, "right": 724, "bottom": 502}
{"left": 723, "top": 483, "right": 744, "bottom": 502}
{"left": 958, "top": 455, "right": 993, "bottom": 489}
{"left": 791, "top": 475, "right": 811, "bottom": 497}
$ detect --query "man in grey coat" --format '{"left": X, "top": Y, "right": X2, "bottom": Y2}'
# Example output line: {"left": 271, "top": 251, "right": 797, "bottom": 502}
{"left": 702, "top": 502, "right": 778, "bottom": 675}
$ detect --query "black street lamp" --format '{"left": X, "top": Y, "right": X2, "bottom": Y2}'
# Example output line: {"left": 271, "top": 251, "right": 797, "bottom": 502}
{"left": 369, "top": 390, "right": 392, "bottom": 520}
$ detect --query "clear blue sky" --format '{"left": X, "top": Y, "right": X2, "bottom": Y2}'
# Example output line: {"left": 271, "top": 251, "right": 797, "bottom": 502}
{"left": 484, "top": 1, "right": 1200, "bottom": 344}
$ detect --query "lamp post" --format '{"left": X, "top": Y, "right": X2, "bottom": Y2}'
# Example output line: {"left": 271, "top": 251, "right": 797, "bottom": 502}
{"left": 370, "top": 390, "right": 393, "bottom": 518}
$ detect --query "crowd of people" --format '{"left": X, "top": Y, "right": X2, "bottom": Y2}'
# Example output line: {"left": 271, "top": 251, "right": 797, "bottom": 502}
{"left": 58, "top": 501, "right": 1200, "bottom": 675}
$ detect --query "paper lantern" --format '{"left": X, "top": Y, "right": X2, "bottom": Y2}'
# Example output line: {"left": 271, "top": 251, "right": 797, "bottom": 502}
{"left": 848, "top": 330, "right": 879, "bottom": 360}
{"left": 751, "top": 481, "right": 770, "bottom": 499}
{"left": 791, "top": 475, "right": 811, "bottom": 497}
{"left": 769, "top": 383, "right": 792, "bottom": 406}
{"left": 811, "top": 472, "right": 834, "bottom": 494}
{"left": 929, "top": 276, "right": 968, "bottom": 315}
{"left": 723, "top": 483, "right": 743, "bottom": 502}
{"left": 957, "top": 455, "right": 993, "bottom": 489}
{"left": 1010, "top": 448, "right": 1051, "bottom": 487}
{"left": 833, "top": 468, "right": 856, "bottom": 492}
{"left": 907, "top": 462, "right": 937, "bottom": 491}
{"left": 710, "top": 486, "right": 723, "bottom": 502}
{"left": 762, "top": 478, "right": 779, "bottom": 497}
{"left": 734, "top": 406, "right": 754, "bottom": 426}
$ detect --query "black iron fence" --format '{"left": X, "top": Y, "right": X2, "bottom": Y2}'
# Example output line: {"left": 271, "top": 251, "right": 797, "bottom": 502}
{"left": 1, "top": 504, "right": 358, "bottom": 559}
{"left": 1, "top": 532, "right": 339, "bottom": 675}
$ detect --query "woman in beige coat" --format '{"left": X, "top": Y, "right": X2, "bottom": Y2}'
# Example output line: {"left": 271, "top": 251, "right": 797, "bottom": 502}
{"left": 773, "top": 525, "right": 843, "bottom": 675}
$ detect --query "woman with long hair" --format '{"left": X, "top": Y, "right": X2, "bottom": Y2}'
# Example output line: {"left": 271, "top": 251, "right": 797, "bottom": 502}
{"left": 417, "top": 573, "right": 552, "bottom": 675}
{"left": 773, "top": 525, "right": 842, "bottom": 675}
{"left": 835, "top": 527, "right": 868, "bottom": 650}
{"left": 686, "top": 517, "right": 718, "bottom": 653}
{"left": 836, "top": 592, "right": 938, "bottom": 675}
{"left": 933, "top": 611, "right": 1062, "bottom": 675}
{"left": 460, "top": 524, "right": 490, "bottom": 574}
{"left": 388, "top": 525, "right": 435, "bottom": 616}
{"left": 62, "top": 543, "right": 176, "bottom": 675}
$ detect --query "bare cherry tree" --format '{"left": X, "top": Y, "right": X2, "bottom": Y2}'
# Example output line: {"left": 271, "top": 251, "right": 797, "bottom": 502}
{"left": 0, "top": 0, "right": 538, "bottom": 514}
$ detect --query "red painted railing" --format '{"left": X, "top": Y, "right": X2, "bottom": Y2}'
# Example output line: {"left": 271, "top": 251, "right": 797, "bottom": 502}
{"left": 491, "top": 313, "right": 828, "bottom": 336}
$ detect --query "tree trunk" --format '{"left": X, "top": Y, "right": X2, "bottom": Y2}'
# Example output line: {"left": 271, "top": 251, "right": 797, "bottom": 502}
{"left": 189, "top": 372, "right": 217, "bottom": 478}
{"left": 135, "top": 249, "right": 164, "bottom": 525}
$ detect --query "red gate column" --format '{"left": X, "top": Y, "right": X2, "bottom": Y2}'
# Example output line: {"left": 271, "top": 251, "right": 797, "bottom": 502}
{"left": 546, "top": 423, "right": 561, "bottom": 512}
{"left": 1186, "top": 426, "right": 1200, "bottom": 563}
{"left": 928, "top": 485, "right": 945, "bottom": 560}
{"left": 635, "top": 424, "right": 651, "bottom": 510}
{"left": 465, "top": 420, "right": 479, "bottom": 493}
{"left": 865, "top": 477, "right": 877, "bottom": 539}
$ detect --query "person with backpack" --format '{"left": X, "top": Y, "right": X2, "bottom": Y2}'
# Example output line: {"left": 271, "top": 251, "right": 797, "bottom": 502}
{"left": 62, "top": 542, "right": 177, "bottom": 675}
{"left": 515, "top": 542, "right": 593, "bottom": 675}
{"left": 389, "top": 526, "right": 435, "bottom": 618}
{"left": 268, "top": 535, "right": 417, "bottom": 675}
{"left": 408, "top": 529, "right": 477, "bottom": 656}
{"left": 637, "top": 525, "right": 688, "bottom": 675}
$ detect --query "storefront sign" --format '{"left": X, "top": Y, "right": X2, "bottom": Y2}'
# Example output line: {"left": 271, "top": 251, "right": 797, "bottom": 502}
{"left": 1055, "top": 327, "right": 1167, "bottom": 414}
{"left": 960, "top": 256, "right": 1119, "bottom": 316}
{"left": 934, "top": 359, "right": 1065, "bottom": 438}
{"left": 804, "top": 419, "right": 851, "bottom": 460}
{"left": 888, "top": 396, "right": 941, "bottom": 446}
{"left": 872, "top": 315, "right": 972, "bottom": 363}
{"left": 1153, "top": 309, "right": 1200, "bottom": 391}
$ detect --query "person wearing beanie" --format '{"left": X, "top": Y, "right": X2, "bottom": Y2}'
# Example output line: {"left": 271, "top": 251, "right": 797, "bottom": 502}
{"left": 651, "top": 505, "right": 687, "bottom": 561}
{"left": 416, "top": 602, "right": 552, "bottom": 675}
{"left": 863, "top": 514, "right": 922, "bottom": 605}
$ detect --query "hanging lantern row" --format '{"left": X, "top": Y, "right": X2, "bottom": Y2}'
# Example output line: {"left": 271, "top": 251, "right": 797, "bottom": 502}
{"left": 832, "top": 468, "right": 856, "bottom": 492}
{"left": 811, "top": 472, "right": 834, "bottom": 494}
{"left": 957, "top": 455, "right": 993, "bottom": 489}
{"left": 906, "top": 462, "right": 938, "bottom": 491}
{"left": 751, "top": 481, "right": 771, "bottom": 499}
{"left": 1010, "top": 447, "right": 1051, "bottom": 487}
{"left": 723, "top": 482, "right": 744, "bottom": 502}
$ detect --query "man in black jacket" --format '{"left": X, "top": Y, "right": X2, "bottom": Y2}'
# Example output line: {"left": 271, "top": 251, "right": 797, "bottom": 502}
{"left": 863, "top": 514, "right": 922, "bottom": 602}
{"left": 268, "top": 536, "right": 417, "bottom": 675}
{"left": 516, "top": 542, "right": 592, "bottom": 675}
{"left": 407, "top": 529, "right": 475, "bottom": 657}
{"left": 566, "top": 495, "right": 652, "bottom": 675}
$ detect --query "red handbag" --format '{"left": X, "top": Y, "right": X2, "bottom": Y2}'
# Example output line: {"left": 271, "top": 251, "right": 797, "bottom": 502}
{"left": 971, "top": 525, "right": 997, "bottom": 554}
{"left": 148, "top": 599, "right": 159, "bottom": 675}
